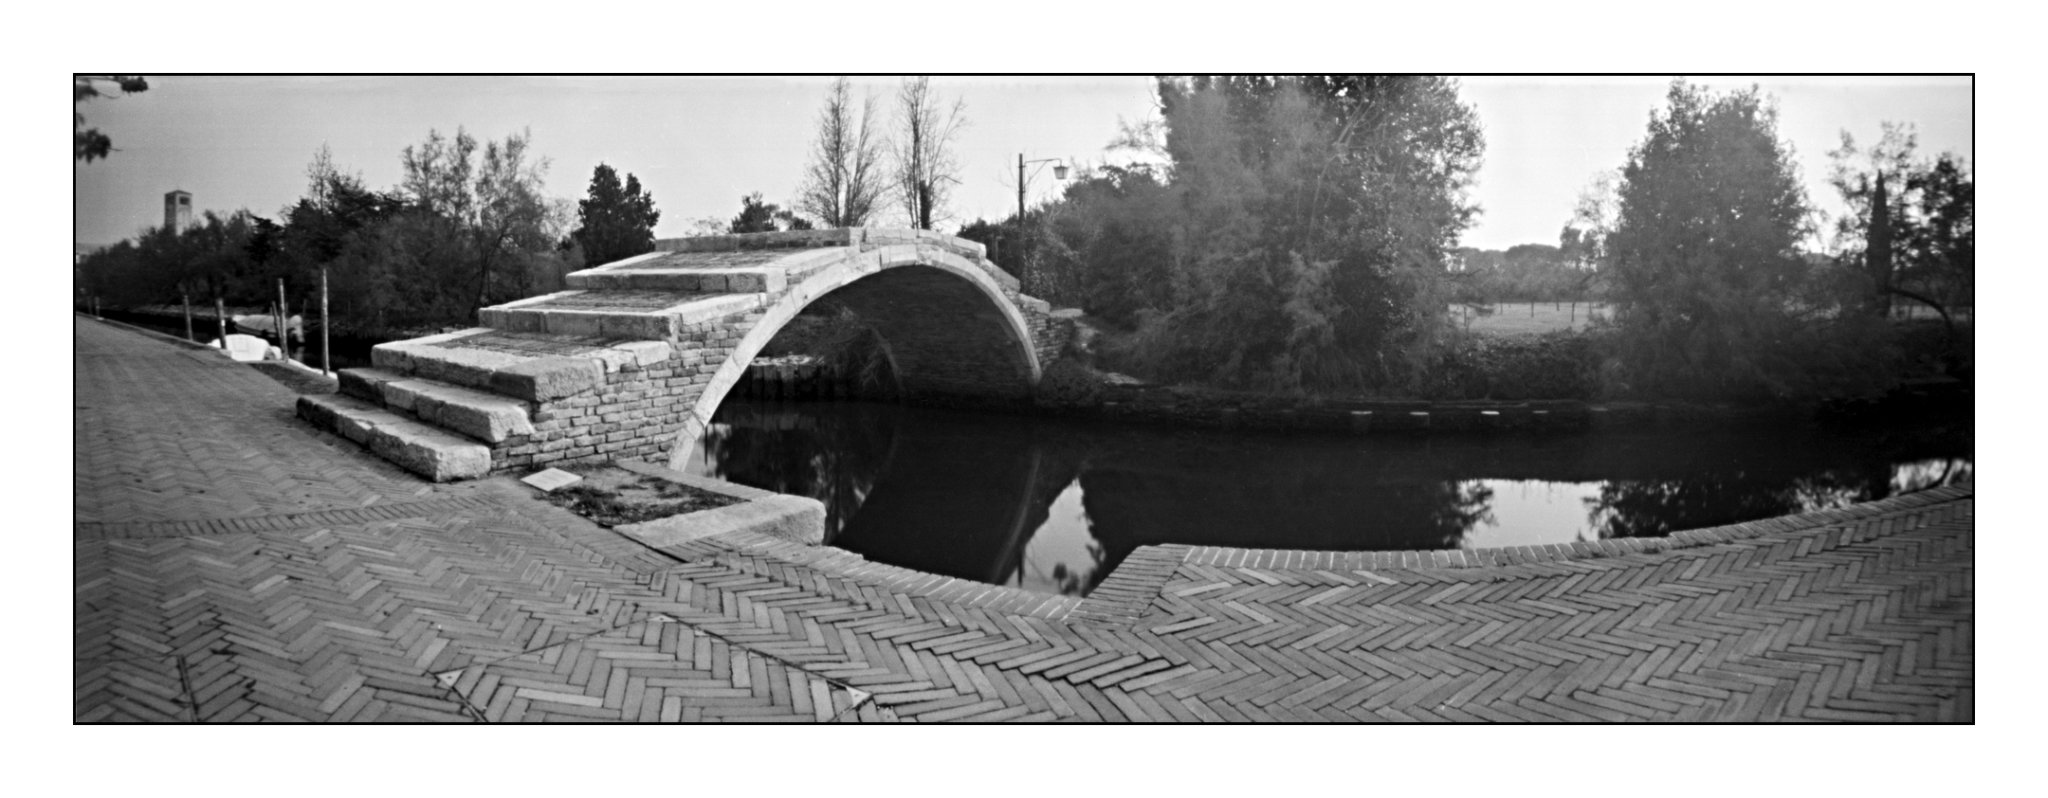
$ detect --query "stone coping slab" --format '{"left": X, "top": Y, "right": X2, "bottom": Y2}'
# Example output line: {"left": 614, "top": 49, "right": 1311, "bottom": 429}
{"left": 605, "top": 459, "right": 824, "bottom": 547}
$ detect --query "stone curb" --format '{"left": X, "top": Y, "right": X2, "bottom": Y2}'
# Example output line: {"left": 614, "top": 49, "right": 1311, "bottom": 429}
{"left": 1154, "top": 481, "right": 1974, "bottom": 573}
{"left": 1058, "top": 482, "right": 1974, "bottom": 629}
{"left": 607, "top": 459, "right": 826, "bottom": 548}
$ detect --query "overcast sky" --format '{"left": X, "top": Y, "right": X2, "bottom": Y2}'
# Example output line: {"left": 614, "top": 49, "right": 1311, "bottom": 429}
{"left": 72, "top": 75, "right": 1972, "bottom": 253}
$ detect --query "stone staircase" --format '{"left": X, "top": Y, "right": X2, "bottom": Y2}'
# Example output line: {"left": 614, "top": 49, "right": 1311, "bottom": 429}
{"left": 296, "top": 246, "right": 805, "bottom": 481}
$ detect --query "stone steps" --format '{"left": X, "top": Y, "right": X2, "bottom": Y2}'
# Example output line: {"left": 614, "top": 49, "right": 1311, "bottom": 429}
{"left": 477, "top": 290, "right": 766, "bottom": 339}
{"left": 338, "top": 368, "right": 535, "bottom": 444}
{"left": 295, "top": 394, "right": 492, "bottom": 482}
{"left": 370, "top": 328, "right": 671, "bottom": 401}
{"left": 565, "top": 250, "right": 794, "bottom": 293}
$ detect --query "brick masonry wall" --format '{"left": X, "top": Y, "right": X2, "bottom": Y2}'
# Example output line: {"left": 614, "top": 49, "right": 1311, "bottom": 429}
{"left": 483, "top": 313, "right": 759, "bottom": 474}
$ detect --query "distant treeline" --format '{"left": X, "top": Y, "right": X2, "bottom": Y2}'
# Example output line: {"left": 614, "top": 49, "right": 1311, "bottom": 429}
{"left": 77, "top": 130, "right": 584, "bottom": 340}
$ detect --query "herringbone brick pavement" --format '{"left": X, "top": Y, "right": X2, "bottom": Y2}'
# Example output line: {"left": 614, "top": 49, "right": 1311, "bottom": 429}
{"left": 75, "top": 319, "right": 434, "bottom": 526}
{"left": 74, "top": 316, "right": 1973, "bottom": 722}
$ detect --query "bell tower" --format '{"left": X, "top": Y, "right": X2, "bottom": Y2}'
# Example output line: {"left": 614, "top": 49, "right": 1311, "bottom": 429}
{"left": 164, "top": 190, "right": 192, "bottom": 231}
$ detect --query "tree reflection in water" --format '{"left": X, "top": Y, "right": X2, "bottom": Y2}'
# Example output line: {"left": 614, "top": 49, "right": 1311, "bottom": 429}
{"left": 696, "top": 400, "right": 902, "bottom": 541}
{"left": 695, "top": 398, "right": 1971, "bottom": 597}
{"left": 1586, "top": 458, "right": 1973, "bottom": 539}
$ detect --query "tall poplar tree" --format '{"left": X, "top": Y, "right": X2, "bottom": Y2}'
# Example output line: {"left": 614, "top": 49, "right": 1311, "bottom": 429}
{"left": 796, "top": 78, "right": 890, "bottom": 228}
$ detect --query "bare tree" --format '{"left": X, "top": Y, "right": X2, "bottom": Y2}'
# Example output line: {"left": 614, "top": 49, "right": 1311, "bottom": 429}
{"left": 796, "top": 78, "right": 891, "bottom": 228}
{"left": 892, "top": 77, "right": 968, "bottom": 230}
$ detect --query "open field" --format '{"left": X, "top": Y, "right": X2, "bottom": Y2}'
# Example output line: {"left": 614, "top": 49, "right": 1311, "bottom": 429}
{"left": 1456, "top": 302, "right": 1974, "bottom": 337}
{"left": 1456, "top": 302, "right": 1610, "bottom": 336}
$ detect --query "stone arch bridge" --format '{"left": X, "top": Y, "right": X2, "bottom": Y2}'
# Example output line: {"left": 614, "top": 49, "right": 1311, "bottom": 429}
{"left": 299, "top": 229, "right": 1080, "bottom": 481}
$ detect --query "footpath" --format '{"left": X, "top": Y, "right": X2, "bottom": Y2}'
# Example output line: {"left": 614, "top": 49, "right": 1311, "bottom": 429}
{"left": 74, "top": 316, "right": 1972, "bottom": 721}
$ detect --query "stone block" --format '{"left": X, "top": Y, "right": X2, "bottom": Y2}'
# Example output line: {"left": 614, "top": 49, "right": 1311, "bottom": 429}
{"left": 489, "top": 357, "right": 603, "bottom": 402}
{"left": 614, "top": 340, "right": 672, "bottom": 369}
{"left": 544, "top": 311, "right": 605, "bottom": 338}
{"left": 337, "top": 368, "right": 403, "bottom": 404}
{"left": 491, "top": 309, "right": 549, "bottom": 334}
{"left": 618, "top": 494, "right": 826, "bottom": 548}
{"left": 391, "top": 381, "right": 534, "bottom": 443}
{"left": 296, "top": 394, "right": 490, "bottom": 482}
{"left": 636, "top": 313, "right": 683, "bottom": 341}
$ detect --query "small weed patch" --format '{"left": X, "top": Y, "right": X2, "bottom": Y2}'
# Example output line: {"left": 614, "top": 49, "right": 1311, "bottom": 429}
{"left": 543, "top": 466, "right": 740, "bottom": 527}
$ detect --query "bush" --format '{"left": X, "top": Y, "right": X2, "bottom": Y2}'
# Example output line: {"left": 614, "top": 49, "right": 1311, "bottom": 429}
{"left": 1035, "top": 357, "right": 1107, "bottom": 407}
{"left": 1421, "top": 331, "right": 1604, "bottom": 401}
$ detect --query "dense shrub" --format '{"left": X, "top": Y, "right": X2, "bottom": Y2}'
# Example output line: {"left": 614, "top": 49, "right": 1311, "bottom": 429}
{"left": 1421, "top": 331, "right": 1604, "bottom": 401}
{"left": 1035, "top": 357, "right": 1108, "bottom": 407}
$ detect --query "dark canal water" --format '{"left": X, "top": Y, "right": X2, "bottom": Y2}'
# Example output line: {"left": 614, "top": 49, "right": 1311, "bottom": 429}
{"left": 684, "top": 398, "right": 1973, "bottom": 598}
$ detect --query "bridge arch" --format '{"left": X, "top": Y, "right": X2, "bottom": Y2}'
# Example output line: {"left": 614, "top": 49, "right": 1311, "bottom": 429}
{"left": 325, "top": 229, "right": 1071, "bottom": 482}
{"left": 665, "top": 236, "right": 1045, "bottom": 469}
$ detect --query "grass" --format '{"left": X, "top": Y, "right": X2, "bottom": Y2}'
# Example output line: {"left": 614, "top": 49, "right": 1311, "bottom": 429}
{"left": 1453, "top": 302, "right": 1611, "bottom": 337}
{"left": 1454, "top": 302, "right": 1973, "bottom": 337}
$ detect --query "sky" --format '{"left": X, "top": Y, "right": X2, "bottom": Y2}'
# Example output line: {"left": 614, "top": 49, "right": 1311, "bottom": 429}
{"left": 72, "top": 75, "right": 1972, "bottom": 253}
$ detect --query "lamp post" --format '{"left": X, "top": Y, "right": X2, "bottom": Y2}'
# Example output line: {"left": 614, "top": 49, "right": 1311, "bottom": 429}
{"left": 1017, "top": 154, "right": 1070, "bottom": 223}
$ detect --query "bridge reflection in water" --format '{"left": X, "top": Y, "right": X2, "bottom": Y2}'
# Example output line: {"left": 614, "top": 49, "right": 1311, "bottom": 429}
{"left": 683, "top": 400, "right": 1972, "bottom": 597}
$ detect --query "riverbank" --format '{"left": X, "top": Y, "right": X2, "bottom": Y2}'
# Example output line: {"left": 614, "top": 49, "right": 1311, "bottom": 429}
{"left": 1034, "top": 313, "right": 1972, "bottom": 436}
{"left": 1023, "top": 367, "right": 1970, "bottom": 435}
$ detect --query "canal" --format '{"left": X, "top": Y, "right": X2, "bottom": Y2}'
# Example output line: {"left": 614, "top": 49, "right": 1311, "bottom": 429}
{"left": 684, "top": 398, "right": 1973, "bottom": 598}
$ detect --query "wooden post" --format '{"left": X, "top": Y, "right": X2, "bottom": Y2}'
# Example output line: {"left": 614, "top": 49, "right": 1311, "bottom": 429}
{"left": 215, "top": 296, "right": 228, "bottom": 347}
{"left": 182, "top": 292, "right": 194, "bottom": 341}
{"left": 276, "top": 279, "right": 290, "bottom": 364}
{"left": 321, "top": 267, "right": 331, "bottom": 376}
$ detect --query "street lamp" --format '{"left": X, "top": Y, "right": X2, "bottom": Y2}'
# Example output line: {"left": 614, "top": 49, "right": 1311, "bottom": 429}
{"left": 1017, "top": 154, "right": 1070, "bottom": 222}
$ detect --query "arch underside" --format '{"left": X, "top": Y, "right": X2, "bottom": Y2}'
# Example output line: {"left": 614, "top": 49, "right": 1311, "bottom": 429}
{"left": 668, "top": 257, "right": 1041, "bottom": 470}
{"left": 820, "top": 265, "right": 1036, "bottom": 399}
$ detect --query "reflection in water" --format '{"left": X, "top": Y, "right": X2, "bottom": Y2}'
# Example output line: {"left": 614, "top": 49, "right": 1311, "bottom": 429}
{"left": 689, "top": 399, "right": 1971, "bottom": 597}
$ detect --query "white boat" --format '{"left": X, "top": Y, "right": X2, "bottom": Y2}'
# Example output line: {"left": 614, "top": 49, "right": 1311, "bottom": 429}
{"left": 206, "top": 333, "right": 282, "bottom": 363}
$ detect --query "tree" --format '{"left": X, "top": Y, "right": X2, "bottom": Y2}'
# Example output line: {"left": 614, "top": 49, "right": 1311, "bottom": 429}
{"left": 1827, "top": 124, "right": 1974, "bottom": 321}
{"left": 1604, "top": 81, "right": 1815, "bottom": 398}
{"left": 728, "top": 193, "right": 814, "bottom": 234}
{"left": 571, "top": 163, "right": 661, "bottom": 266}
{"left": 1864, "top": 171, "right": 1894, "bottom": 316}
{"left": 276, "top": 146, "right": 410, "bottom": 333}
{"left": 74, "top": 75, "right": 148, "bottom": 163}
{"left": 796, "top": 78, "right": 891, "bottom": 228}
{"left": 1826, "top": 122, "right": 1918, "bottom": 318}
{"left": 892, "top": 77, "right": 968, "bottom": 230}
{"left": 1107, "top": 75, "right": 1483, "bottom": 393}
{"left": 399, "top": 127, "right": 567, "bottom": 314}
{"left": 1901, "top": 153, "right": 1973, "bottom": 314}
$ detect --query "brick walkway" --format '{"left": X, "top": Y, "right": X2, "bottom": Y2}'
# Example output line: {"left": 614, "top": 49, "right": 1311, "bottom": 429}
{"left": 73, "top": 316, "right": 1973, "bottom": 722}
